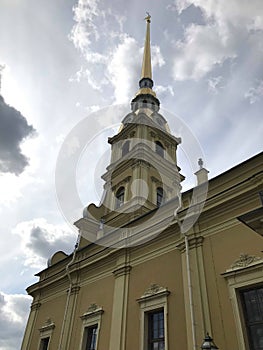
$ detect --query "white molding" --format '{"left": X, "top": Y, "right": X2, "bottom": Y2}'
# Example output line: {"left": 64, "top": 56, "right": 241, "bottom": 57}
{"left": 137, "top": 284, "right": 170, "bottom": 350}
{"left": 222, "top": 259, "right": 263, "bottom": 350}
{"left": 79, "top": 304, "right": 104, "bottom": 350}
{"left": 38, "top": 318, "right": 55, "bottom": 350}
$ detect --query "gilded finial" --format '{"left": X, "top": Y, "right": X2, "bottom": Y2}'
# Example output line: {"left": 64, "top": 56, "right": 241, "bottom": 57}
{"left": 144, "top": 12, "right": 151, "bottom": 23}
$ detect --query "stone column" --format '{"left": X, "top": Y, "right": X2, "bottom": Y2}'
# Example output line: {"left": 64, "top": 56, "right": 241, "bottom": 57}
{"left": 58, "top": 276, "right": 80, "bottom": 350}
{"left": 109, "top": 253, "right": 131, "bottom": 350}
{"left": 177, "top": 233, "right": 211, "bottom": 349}
{"left": 21, "top": 299, "right": 41, "bottom": 350}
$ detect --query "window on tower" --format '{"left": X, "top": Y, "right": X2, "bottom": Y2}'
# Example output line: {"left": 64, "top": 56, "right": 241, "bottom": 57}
{"left": 155, "top": 141, "right": 164, "bottom": 158}
{"left": 156, "top": 187, "right": 164, "bottom": 207}
{"left": 116, "top": 187, "right": 125, "bottom": 208}
{"left": 122, "top": 141, "right": 130, "bottom": 157}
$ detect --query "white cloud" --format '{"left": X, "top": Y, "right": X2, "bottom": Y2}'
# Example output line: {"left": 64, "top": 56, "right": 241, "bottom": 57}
{"left": 106, "top": 41, "right": 166, "bottom": 104}
{"left": 107, "top": 35, "right": 140, "bottom": 104}
{"left": 0, "top": 174, "right": 24, "bottom": 207}
{"left": 0, "top": 167, "right": 42, "bottom": 208}
{"left": 85, "top": 67, "right": 109, "bottom": 91}
{"left": 70, "top": 0, "right": 101, "bottom": 52}
{"left": 85, "top": 105, "right": 101, "bottom": 113}
{"left": 155, "top": 84, "right": 175, "bottom": 97}
{"left": 152, "top": 45, "right": 165, "bottom": 68}
{"left": 175, "top": 0, "right": 263, "bottom": 30}
{"left": 85, "top": 51, "right": 107, "bottom": 64}
{"left": 245, "top": 80, "right": 263, "bottom": 104}
{"left": 69, "top": 66, "right": 108, "bottom": 91}
{"left": 173, "top": 0, "right": 263, "bottom": 81}
{"left": 69, "top": 0, "right": 167, "bottom": 104}
{"left": 173, "top": 23, "right": 236, "bottom": 80}
{"left": 0, "top": 292, "right": 31, "bottom": 350}
{"left": 70, "top": 0, "right": 127, "bottom": 100}
{"left": 175, "top": 0, "right": 190, "bottom": 14}
{"left": 207, "top": 76, "right": 223, "bottom": 94}
{"left": 13, "top": 218, "right": 76, "bottom": 269}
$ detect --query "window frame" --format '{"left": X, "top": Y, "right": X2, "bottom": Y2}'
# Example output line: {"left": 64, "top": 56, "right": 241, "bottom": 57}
{"left": 122, "top": 141, "right": 130, "bottom": 157}
{"left": 116, "top": 186, "right": 125, "bottom": 209}
{"left": 39, "top": 337, "right": 50, "bottom": 350}
{"left": 156, "top": 187, "right": 164, "bottom": 207}
{"left": 137, "top": 284, "right": 170, "bottom": 350}
{"left": 79, "top": 304, "right": 103, "bottom": 350}
{"left": 147, "top": 309, "right": 165, "bottom": 350}
{"left": 155, "top": 141, "right": 165, "bottom": 158}
{"left": 222, "top": 256, "right": 263, "bottom": 350}
{"left": 38, "top": 319, "right": 55, "bottom": 350}
{"left": 239, "top": 285, "right": 263, "bottom": 350}
{"left": 83, "top": 324, "right": 98, "bottom": 350}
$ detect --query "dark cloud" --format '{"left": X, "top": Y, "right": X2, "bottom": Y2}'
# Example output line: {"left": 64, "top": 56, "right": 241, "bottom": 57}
{"left": 0, "top": 292, "right": 31, "bottom": 350}
{"left": 0, "top": 94, "right": 35, "bottom": 175}
{"left": 26, "top": 225, "right": 74, "bottom": 261}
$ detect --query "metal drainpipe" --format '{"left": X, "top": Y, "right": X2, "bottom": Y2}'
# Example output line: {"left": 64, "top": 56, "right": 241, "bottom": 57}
{"left": 58, "top": 235, "right": 80, "bottom": 350}
{"left": 175, "top": 194, "right": 197, "bottom": 350}
{"left": 184, "top": 230, "right": 197, "bottom": 350}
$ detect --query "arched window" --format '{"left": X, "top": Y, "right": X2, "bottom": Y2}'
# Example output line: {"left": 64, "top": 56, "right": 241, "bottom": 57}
{"left": 156, "top": 187, "right": 164, "bottom": 207}
{"left": 116, "top": 187, "right": 125, "bottom": 208}
{"left": 155, "top": 141, "right": 164, "bottom": 158}
{"left": 122, "top": 141, "right": 130, "bottom": 157}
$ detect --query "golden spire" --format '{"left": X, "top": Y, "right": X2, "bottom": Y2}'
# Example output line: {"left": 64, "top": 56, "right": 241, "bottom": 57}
{"left": 131, "top": 13, "right": 160, "bottom": 111}
{"left": 141, "top": 12, "right": 152, "bottom": 80}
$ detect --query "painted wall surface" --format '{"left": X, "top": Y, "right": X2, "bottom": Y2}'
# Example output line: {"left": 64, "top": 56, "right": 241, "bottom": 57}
{"left": 22, "top": 152, "right": 263, "bottom": 350}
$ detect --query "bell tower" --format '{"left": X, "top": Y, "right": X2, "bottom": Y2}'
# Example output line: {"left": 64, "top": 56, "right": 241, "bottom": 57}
{"left": 76, "top": 14, "right": 184, "bottom": 239}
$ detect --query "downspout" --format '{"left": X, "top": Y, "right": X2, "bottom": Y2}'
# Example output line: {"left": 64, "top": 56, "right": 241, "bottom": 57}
{"left": 175, "top": 195, "right": 197, "bottom": 350}
{"left": 58, "top": 234, "right": 80, "bottom": 350}
{"left": 184, "top": 230, "right": 197, "bottom": 350}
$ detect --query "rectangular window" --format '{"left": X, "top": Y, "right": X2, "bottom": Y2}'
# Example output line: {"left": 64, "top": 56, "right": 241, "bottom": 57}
{"left": 148, "top": 309, "right": 165, "bottom": 350}
{"left": 240, "top": 285, "right": 263, "bottom": 350}
{"left": 84, "top": 324, "right": 98, "bottom": 350}
{"left": 39, "top": 337, "right": 49, "bottom": 350}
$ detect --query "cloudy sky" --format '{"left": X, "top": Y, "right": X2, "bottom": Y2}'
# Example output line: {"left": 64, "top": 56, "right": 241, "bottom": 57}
{"left": 0, "top": 0, "right": 262, "bottom": 348}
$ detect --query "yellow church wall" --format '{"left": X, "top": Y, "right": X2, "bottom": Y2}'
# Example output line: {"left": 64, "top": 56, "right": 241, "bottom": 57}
{"left": 126, "top": 246, "right": 187, "bottom": 349}
{"left": 201, "top": 222, "right": 263, "bottom": 349}
{"left": 68, "top": 275, "right": 114, "bottom": 350}
{"left": 30, "top": 293, "right": 68, "bottom": 350}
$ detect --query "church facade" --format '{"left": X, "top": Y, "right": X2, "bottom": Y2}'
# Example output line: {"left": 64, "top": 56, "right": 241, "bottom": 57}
{"left": 21, "top": 16, "right": 263, "bottom": 350}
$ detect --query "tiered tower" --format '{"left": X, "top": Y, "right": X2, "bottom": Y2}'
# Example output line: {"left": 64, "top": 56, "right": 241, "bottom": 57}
{"left": 76, "top": 14, "right": 184, "bottom": 245}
